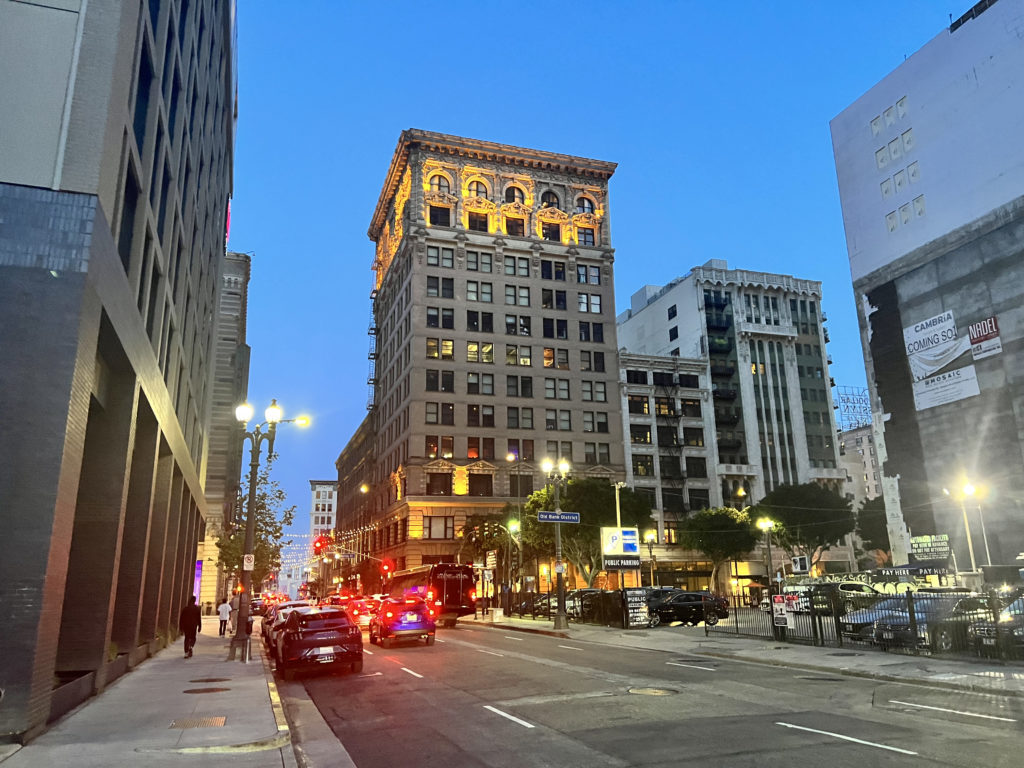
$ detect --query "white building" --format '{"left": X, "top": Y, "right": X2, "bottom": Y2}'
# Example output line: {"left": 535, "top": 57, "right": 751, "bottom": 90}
{"left": 831, "top": 0, "right": 1024, "bottom": 569}
{"left": 309, "top": 480, "right": 337, "bottom": 540}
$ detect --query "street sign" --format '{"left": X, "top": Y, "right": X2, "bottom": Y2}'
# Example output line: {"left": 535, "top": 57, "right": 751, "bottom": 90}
{"left": 771, "top": 594, "right": 789, "bottom": 627}
{"left": 538, "top": 511, "right": 580, "bottom": 523}
{"left": 243, "top": 554, "right": 254, "bottom": 571}
{"left": 792, "top": 555, "right": 809, "bottom": 573}
{"left": 337, "top": 553, "right": 356, "bottom": 559}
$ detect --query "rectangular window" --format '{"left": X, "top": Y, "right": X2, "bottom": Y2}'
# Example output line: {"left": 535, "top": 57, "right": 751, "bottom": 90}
{"left": 467, "top": 310, "right": 480, "bottom": 332}
{"left": 668, "top": 304, "right": 677, "bottom": 319}
{"left": 468, "top": 212, "right": 488, "bottom": 231}
{"left": 429, "top": 206, "right": 450, "bottom": 226}
{"left": 685, "top": 457, "right": 708, "bottom": 478}
{"left": 441, "top": 308, "right": 454, "bottom": 329}
{"left": 633, "top": 455, "right": 655, "bottom": 476}
{"left": 654, "top": 397, "right": 675, "bottom": 416}
{"left": 592, "top": 322, "right": 604, "bottom": 343}
{"left": 440, "top": 339, "right": 454, "bottom": 360}
{"left": 468, "top": 281, "right": 479, "bottom": 302}
{"left": 426, "top": 338, "right": 439, "bottom": 359}
{"left": 425, "top": 516, "right": 454, "bottom": 539}
{"left": 518, "top": 286, "right": 530, "bottom": 306}
{"left": 669, "top": 326, "right": 678, "bottom": 341}
{"left": 441, "top": 278, "right": 454, "bottom": 299}
{"left": 426, "top": 307, "right": 439, "bottom": 328}
{"left": 579, "top": 322, "right": 591, "bottom": 342}
{"left": 577, "top": 227, "right": 594, "bottom": 246}
{"left": 519, "top": 316, "right": 531, "bottom": 336}
{"left": 427, "top": 246, "right": 454, "bottom": 267}
{"left": 441, "top": 403, "right": 454, "bottom": 425}
{"left": 626, "top": 369, "right": 648, "bottom": 385}
{"left": 630, "top": 425, "right": 652, "bottom": 444}
{"left": 628, "top": 395, "right": 649, "bottom": 415}
{"left": 505, "top": 285, "right": 516, "bottom": 305}
{"left": 506, "top": 218, "right": 525, "bottom": 236}
{"left": 680, "top": 398, "right": 701, "bottom": 417}
{"left": 507, "top": 407, "right": 520, "bottom": 429}
{"left": 427, "top": 276, "right": 439, "bottom": 297}
{"left": 426, "top": 402, "right": 439, "bottom": 424}
{"left": 506, "top": 314, "right": 518, "bottom": 335}
{"left": 467, "top": 250, "right": 491, "bottom": 272}
{"left": 542, "top": 223, "right": 561, "bottom": 242}
{"left": 682, "top": 428, "right": 705, "bottom": 447}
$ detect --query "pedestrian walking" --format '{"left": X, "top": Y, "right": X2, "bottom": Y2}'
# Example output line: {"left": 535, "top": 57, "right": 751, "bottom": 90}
{"left": 229, "top": 593, "right": 240, "bottom": 634}
{"left": 217, "top": 596, "right": 231, "bottom": 636}
{"left": 178, "top": 596, "right": 202, "bottom": 658}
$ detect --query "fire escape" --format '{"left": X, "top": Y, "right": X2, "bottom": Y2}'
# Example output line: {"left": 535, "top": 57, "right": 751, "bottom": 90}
{"left": 366, "top": 289, "right": 377, "bottom": 411}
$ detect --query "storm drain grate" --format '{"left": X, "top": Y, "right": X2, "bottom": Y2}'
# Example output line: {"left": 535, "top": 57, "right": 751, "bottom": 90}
{"left": 169, "top": 716, "right": 226, "bottom": 729}
{"left": 183, "top": 687, "right": 231, "bottom": 694}
{"left": 189, "top": 677, "right": 231, "bottom": 683}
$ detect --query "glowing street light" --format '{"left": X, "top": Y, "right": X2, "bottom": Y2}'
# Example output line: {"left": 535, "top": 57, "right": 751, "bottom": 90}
{"left": 757, "top": 517, "right": 777, "bottom": 588}
{"left": 542, "top": 457, "right": 571, "bottom": 630}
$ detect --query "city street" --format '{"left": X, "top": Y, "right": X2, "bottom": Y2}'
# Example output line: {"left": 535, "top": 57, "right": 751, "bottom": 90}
{"left": 292, "top": 626, "right": 1024, "bottom": 767}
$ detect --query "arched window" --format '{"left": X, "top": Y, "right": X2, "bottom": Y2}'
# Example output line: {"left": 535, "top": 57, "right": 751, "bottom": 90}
{"left": 541, "top": 191, "right": 560, "bottom": 209}
{"left": 430, "top": 175, "right": 450, "bottom": 194}
{"left": 576, "top": 196, "right": 595, "bottom": 214}
{"left": 468, "top": 180, "right": 488, "bottom": 198}
{"left": 505, "top": 186, "right": 524, "bottom": 204}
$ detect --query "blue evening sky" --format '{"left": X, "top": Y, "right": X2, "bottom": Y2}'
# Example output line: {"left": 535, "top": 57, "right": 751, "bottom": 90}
{"left": 227, "top": 1, "right": 958, "bottom": 548}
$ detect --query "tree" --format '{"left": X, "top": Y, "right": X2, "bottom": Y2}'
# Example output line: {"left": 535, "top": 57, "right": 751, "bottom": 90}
{"left": 677, "top": 507, "right": 760, "bottom": 593}
{"left": 856, "top": 496, "right": 891, "bottom": 567}
{"left": 216, "top": 455, "right": 295, "bottom": 591}
{"left": 519, "top": 477, "right": 654, "bottom": 587}
{"left": 750, "top": 483, "right": 855, "bottom": 568}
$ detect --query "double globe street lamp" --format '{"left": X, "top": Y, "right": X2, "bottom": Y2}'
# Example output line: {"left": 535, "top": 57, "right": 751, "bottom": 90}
{"left": 230, "top": 399, "right": 308, "bottom": 662}
{"left": 542, "top": 458, "right": 570, "bottom": 630}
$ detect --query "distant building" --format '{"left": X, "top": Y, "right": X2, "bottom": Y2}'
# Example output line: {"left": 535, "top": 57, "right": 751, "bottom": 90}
{"left": 839, "top": 424, "right": 881, "bottom": 508}
{"left": 199, "top": 252, "right": 251, "bottom": 607}
{"left": 0, "top": 0, "right": 235, "bottom": 740}
{"left": 617, "top": 259, "right": 846, "bottom": 501}
{"left": 310, "top": 480, "right": 338, "bottom": 539}
{"left": 831, "top": 0, "right": 1024, "bottom": 567}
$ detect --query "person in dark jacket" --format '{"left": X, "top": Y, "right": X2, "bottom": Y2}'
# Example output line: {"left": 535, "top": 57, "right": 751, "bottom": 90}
{"left": 179, "top": 595, "right": 202, "bottom": 658}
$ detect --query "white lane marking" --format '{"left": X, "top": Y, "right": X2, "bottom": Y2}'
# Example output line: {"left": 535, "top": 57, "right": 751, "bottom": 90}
{"left": 504, "top": 636, "right": 524, "bottom": 641}
{"left": 666, "top": 661, "right": 716, "bottom": 672}
{"left": 484, "top": 705, "right": 535, "bottom": 728}
{"left": 360, "top": 672, "right": 383, "bottom": 677}
{"left": 775, "top": 722, "right": 918, "bottom": 755}
{"left": 889, "top": 699, "right": 1017, "bottom": 722}
{"left": 363, "top": 649, "right": 373, "bottom": 655}
{"left": 558, "top": 645, "right": 583, "bottom": 651}
{"left": 436, "top": 639, "right": 446, "bottom": 643}
{"left": 477, "top": 649, "right": 504, "bottom": 657}
{"left": 401, "top": 667, "right": 423, "bottom": 678}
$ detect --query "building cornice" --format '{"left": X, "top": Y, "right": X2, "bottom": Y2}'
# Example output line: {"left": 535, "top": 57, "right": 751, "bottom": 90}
{"left": 368, "top": 129, "right": 617, "bottom": 240}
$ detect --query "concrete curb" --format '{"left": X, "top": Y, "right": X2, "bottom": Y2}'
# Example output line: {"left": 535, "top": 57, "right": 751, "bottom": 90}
{"left": 469, "top": 621, "right": 570, "bottom": 639}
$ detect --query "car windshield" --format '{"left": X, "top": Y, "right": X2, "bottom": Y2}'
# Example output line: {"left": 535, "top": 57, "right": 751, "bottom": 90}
{"left": 1000, "top": 598, "right": 1024, "bottom": 619}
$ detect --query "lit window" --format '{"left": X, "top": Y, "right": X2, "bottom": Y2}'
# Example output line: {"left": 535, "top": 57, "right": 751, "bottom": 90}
{"left": 468, "top": 212, "right": 488, "bottom": 232}
{"left": 430, "top": 175, "right": 450, "bottom": 194}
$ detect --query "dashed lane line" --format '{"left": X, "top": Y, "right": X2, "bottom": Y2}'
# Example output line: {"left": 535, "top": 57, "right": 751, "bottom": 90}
{"left": 775, "top": 722, "right": 918, "bottom": 755}
{"left": 483, "top": 705, "right": 535, "bottom": 728}
{"left": 889, "top": 699, "right": 1017, "bottom": 723}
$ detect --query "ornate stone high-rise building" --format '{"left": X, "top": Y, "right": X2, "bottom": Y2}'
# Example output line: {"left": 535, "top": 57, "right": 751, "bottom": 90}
{"left": 334, "top": 130, "right": 626, "bottom": 576}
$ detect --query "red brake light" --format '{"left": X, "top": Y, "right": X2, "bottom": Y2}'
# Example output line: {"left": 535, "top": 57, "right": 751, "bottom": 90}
{"left": 426, "top": 589, "right": 434, "bottom": 601}
{"left": 405, "top": 598, "right": 417, "bottom": 604}
{"left": 385, "top": 611, "right": 394, "bottom": 618}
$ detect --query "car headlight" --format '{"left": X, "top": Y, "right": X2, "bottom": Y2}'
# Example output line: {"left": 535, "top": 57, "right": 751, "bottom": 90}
{"left": 967, "top": 625, "right": 977, "bottom": 636}
{"left": 1012, "top": 627, "right": 1024, "bottom": 638}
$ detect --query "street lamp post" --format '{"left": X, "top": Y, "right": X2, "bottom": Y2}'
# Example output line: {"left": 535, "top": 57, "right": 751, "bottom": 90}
{"left": 506, "top": 453, "right": 525, "bottom": 613}
{"left": 229, "top": 400, "right": 307, "bottom": 662}
{"left": 963, "top": 484, "right": 992, "bottom": 566}
{"left": 542, "top": 458, "right": 570, "bottom": 630}
{"left": 757, "top": 517, "right": 776, "bottom": 592}
{"left": 644, "top": 530, "right": 657, "bottom": 587}
{"left": 944, "top": 485, "right": 979, "bottom": 573}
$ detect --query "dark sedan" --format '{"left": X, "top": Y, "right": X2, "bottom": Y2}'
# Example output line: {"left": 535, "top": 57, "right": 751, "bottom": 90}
{"left": 968, "top": 597, "right": 1024, "bottom": 658}
{"left": 652, "top": 592, "right": 728, "bottom": 627}
{"left": 840, "top": 597, "right": 911, "bottom": 642}
{"left": 873, "top": 596, "right": 991, "bottom": 653}
{"left": 275, "top": 606, "right": 363, "bottom": 680}
{"left": 369, "top": 596, "right": 436, "bottom": 648}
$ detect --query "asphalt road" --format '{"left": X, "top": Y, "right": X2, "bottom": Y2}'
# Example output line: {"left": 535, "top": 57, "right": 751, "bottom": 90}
{"left": 294, "top": 625, "right": 1024, "bottom": 767}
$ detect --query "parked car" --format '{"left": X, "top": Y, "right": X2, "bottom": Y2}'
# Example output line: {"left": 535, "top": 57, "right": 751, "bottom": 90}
{"left": 645, "top": 588, "right": 684, "bottom": 611}
{"left": 368, "top": 596, "right": 436, "bottom": 648}
{"left": 873, "top": 596, "right": 991, "bottom": 653}
{"left": 262, "top": 600, "right": 312, "bottom": 655}
{"left": 840, "top": 597, "right": 912, "bottom": 642}
{"left": 517, "top": 593, "right": 551, "bottom": 615}
{"left": 651, "top": 592, "right": 728, "bottom": 627}
{"left": 566, "top": 589, "right": 604, "bottom": 620}
{"left": 346, "top": 598, "right": 381, "bottom": 631}
{"left": 275, "top": 606, "right": 363, "bottom": 680}
{"left": 968, "top": 596, "right": 1024, "bottom": 658}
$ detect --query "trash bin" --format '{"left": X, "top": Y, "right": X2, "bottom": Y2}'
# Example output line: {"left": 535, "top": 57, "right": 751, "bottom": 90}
{"left": 204, "top": 601, "right": 213, "bottom": 616}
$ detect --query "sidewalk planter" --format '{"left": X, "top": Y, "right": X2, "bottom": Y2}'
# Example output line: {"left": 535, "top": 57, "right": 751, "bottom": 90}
{"left": 49, "top": 671, "right": 95, "bottom": 724}
{"left": 103, "top": 653, "right": 130, "bottom": 686}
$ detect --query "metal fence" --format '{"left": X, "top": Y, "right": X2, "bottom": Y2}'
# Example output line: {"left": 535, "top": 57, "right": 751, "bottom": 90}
{"left": 705, "top": 586, "right": 1023, "bottom": 663}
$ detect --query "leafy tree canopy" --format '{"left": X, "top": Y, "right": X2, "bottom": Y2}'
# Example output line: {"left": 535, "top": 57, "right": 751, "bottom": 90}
{"left": 749, "top": 482, "right": 854, "bottom": 565}
{"left": 216, "top": 455, "right": 295, "bottom": 591}
{"left": 677, "top": 506, "right": 760, "bottom": 591}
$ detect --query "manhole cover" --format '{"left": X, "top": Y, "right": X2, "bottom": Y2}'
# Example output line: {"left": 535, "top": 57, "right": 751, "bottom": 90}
{"left": 628, "top": 687, "right": 677, "bottom": 696}
{"left": 182, "top": 687, "right": 231, "bottom": 694}
{"left": 169, "top": 716, "right": 226, "bottom": 729}
{"left": 827, "top": 652, "right": 863, "bottom": 657}
{"left": 188, "top": 678, "right": 231, "bottom": 683}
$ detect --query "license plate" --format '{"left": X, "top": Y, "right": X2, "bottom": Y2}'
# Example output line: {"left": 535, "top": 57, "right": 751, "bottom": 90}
{"left": 983, "top": 638, "right": 996, "bottom": 646}
{"left": 844, "top": 624, "right": 854, "bottom": 632}
{"left": 882, "top": 631, "right": 894, "bottom": 639}
{"left": 405, "top": 613, "right": 419, "bottom": 622}
{"left": 318, "top": 646, "right": 335, "bottom": 655}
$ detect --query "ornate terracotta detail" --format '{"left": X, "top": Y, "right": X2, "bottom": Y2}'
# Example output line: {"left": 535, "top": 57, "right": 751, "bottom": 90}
{"left": 374, "top": 168, "right": 411, "bottom": 288}
{"left": 500, "top": 201, "right": 533, "bottom": 219}
{"left": 572, "top": 212, "right": 601, "bottom": 228}
{"left": 463, "top": 196, "right": 497, "bottom": 213}
{"left": 424, "top": 190, "right": 458, "bottom": 206}
{"left": 536, "top": 206, "right": 570, "bottom": 223}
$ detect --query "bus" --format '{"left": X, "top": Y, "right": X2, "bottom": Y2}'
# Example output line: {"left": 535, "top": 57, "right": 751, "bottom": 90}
{"left": 388, "top": 563, "right": 476, "bottom": 627}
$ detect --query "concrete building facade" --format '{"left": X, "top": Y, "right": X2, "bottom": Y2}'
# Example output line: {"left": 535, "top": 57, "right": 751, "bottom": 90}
{"left": 617, "top": 260, "right": 847, "bottom": 504}
{"left": 199, "top": 251, "right": 250, "bottom": 608}
{"left": 0, "top": 0, "right": 235, "bottom": 740}
{"left": 831, "top": 0, "right": 1024, "bottom": 568}
{"left": 340, "top": 130, "right": 627, "bottom": 574}
{"left": 310, "top": 480, "right": 337, "bottom": 540}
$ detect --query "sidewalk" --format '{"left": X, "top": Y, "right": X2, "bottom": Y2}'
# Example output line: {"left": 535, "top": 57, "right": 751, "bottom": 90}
{"left": 464, "top": 611, "right": 1024, "bottom": 697}
{"left": 0, "top": 617, "right": 296, "bottom": 767}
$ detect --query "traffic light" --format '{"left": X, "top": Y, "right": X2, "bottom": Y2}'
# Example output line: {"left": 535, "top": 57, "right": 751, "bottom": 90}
{"left": 313, "top": 535, "right": 328, "bottom": 554}
{"left": 381, "top": 559, "right": 394, "bottom": 578}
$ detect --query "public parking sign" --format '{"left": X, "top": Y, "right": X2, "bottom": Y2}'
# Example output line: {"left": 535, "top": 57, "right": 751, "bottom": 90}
{"left": 771, "top": 594, "right": 789, "bottom": 627}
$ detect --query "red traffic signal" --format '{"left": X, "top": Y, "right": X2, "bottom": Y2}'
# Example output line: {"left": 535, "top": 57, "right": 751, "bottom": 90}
{"left": 381, "top": 559, "right": 395, "bottom": 577}
{"left": 313, "top": 535, "right": 329, "bottom": 554}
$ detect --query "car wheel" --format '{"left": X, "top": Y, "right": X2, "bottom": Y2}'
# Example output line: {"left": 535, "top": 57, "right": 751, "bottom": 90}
{"left": 426, "top": 635, "right": 435, "bottom": 646}
{"left": 648, "top": 613, "right": 661, "bottom": 628}
{"left": 381, "top": 636, "right": 391, "bottom": 649}
{"left": 933, "top": 628, "right": 955, "bottom": 654}
{"left": 705, "top": 614, "right": 719, "bottom": 627}
{"left": 351, "top": 659, "right": 363, "bottom": 673}
{"left": 279, "top": 661, "right": 293, "bottom": 681}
